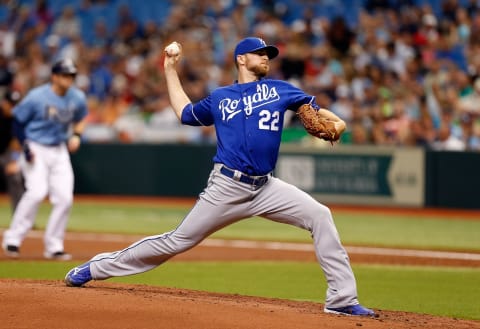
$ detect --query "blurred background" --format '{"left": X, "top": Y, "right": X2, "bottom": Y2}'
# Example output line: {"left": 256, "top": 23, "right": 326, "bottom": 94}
{"left": 1, "top": 0, "right": 480, "bottom": 209}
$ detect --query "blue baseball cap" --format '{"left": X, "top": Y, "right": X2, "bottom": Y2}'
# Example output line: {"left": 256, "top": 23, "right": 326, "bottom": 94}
{"left": 234, "top": 37, "right": 279, "bottom": 62}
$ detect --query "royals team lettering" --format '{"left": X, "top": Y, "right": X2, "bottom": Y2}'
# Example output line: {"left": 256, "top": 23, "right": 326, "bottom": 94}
{"left": 219, "top": 83, "right": 280, "bottom": 120}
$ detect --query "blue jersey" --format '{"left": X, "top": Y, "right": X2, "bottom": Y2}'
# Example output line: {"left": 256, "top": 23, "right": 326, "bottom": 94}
{"left": 13, "top": 84, "right": 88, "bottom": 145}
{"left": 181, "top": 79, "right": 316, "bottom": 175}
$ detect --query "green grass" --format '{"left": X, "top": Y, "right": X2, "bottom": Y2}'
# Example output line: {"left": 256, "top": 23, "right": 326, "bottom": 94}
{"left": 1, "top": 200, "right": 479, "bottom": 321}
{"left": 0, "top": 261, "right": 478, "bottom": 320}
{"left": 332, "top": 213, "right": 480, "bottom": 251}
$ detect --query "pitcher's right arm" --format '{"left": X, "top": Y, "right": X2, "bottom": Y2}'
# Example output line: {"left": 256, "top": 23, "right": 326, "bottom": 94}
{"left": 163, "top": 42, "right": 191, "bottom": 121}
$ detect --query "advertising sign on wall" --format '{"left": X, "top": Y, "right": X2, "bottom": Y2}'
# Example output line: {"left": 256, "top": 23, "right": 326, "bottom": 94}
{"left": 277, "top": 145, "right": 425, "bottom": 207}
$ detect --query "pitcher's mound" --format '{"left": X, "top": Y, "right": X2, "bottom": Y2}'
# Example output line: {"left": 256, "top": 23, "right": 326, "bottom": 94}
{"left": 1, "top": 280, "right": 478, "bottom": 329}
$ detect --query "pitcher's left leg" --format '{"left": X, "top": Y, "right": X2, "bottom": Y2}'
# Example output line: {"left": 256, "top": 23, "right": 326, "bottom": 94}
{"left": 253, "top": 177, "right": 358, "bottom": 308}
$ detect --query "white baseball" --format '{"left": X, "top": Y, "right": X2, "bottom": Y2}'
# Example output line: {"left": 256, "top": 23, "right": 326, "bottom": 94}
{"left": 165, "top": 42, "right": 180, "bottom": 56}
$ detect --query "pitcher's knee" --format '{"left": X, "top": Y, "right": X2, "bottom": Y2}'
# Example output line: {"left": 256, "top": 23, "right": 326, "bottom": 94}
{"left": 301, "top": 204, "right": 335, "bottom": 234}
{"left": 318, "top": 204, "right": 332, "bottom": 217}
{"left": 306, "top": 203, "right": 332, "bottom": 222}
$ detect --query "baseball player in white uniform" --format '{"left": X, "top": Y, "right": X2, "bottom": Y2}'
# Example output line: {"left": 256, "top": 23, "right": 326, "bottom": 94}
{"left": 65, "top": 38, "right": 376, "bottom": 316}
{"left": 2, "top": 58, "right": 88, "bottom": 260}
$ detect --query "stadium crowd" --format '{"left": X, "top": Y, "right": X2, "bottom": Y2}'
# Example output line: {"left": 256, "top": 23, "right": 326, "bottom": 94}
{"left": 1, "top": 0, "right": 480, "bottom": 150}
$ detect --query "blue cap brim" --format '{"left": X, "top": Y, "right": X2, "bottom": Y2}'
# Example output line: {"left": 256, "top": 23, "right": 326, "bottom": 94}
{"left": 234, "top": 37, "right": 280, "bottom": 62}
{"left": 250, "top": 45, "right": 279, "bottom": 59}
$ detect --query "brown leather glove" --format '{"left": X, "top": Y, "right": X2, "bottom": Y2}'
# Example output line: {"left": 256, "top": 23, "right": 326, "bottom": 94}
{"left": 297, "top": 104, "right": 341, "bottom": 142}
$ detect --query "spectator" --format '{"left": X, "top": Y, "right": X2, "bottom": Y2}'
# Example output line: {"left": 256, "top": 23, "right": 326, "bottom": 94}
{"left": 280, "top": 30, "right": 309, "bottom": 80}
{"left": 34, "top": 0, "right": 54, "bottom": 27}
{"left": 414, "top": 13, "right": 439, "bottom": 47}
{"left": 330, "top": 84, "right": 354, "bottom": 125}
{"left": 325, "top": 16, "right": 355, "bottom": 58}
{"left": 382, "top": 97, "right": 413, "bottom": 145}
{"left": 458, "top": 77, "right": 480, "bottom": 117}
{"left": 3, "top": 1, "right": 480, "bottom": 148}
{"left": 52, "top": 6, "right": 81, "bottom": 40}
{"left": 455, "top": 7, "right": 471, "bottom": 44}
{"left": 0, "top": 55, "right": 14, "bottom": 93}
{"left": 0, "top": 23, "right": 16, "bottom": 58}
{"left": 87, "top": 46, "right": 113, "bottom": 101}
{"left": 350, "top": 122, "right": 370, "bottom": 144}
{"left": 430, "top": 122, "right": 466, "bottom": 150}
{"left": 410, "top": 96, "right": 437, "bottom": 147}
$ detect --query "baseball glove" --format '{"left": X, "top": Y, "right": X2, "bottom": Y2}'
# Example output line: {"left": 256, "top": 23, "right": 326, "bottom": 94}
{"left": 297, "top": 104, "right": 341, "bottom": 142}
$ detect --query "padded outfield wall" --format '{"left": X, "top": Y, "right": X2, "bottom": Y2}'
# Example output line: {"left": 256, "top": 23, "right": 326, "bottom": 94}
{"left": 0, "top": 144, "right": 478, "bottom": 209}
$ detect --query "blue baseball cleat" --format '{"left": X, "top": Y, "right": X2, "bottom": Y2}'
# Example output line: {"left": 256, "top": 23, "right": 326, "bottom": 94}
{"left": 324, "top": 304, "right": 377, "bottom": 317}
{"left": 65, "top": 262, "right": 92, "bottom": 287}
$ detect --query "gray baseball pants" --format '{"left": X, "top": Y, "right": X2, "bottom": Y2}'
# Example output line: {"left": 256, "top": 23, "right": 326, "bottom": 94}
{"left": 89, "top": 164, "right": 358, "bottom": 308}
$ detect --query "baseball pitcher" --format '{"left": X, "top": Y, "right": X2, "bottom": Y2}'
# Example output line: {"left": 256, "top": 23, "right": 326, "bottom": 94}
{"left": 65, "top": 38, "right": 376, "bottom": 317}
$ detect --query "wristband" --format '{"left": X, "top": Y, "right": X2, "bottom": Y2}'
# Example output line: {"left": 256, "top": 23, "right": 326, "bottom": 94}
{"left": 72, "top": 132, "right": 82, "bottom": 139}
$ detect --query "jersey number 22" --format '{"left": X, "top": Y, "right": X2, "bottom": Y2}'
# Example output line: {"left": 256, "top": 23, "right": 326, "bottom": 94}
{"left": 258, "top": 110, "right": 280, "bottom": 131}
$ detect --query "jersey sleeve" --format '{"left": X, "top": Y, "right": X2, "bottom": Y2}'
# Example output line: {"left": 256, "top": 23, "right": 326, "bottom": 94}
{"left": 180, "top": 96, "right": 214, "bottom": 126}
{"left": 282, "top": 82, "right": 319, "bottom": 111}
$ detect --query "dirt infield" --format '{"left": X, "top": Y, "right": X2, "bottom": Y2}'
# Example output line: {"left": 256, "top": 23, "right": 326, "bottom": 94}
{"left": 1, "top": 195, "right": 480, "bottom": 328}
{"left": 2, "top": 279, "right": 480, "bottom": 329}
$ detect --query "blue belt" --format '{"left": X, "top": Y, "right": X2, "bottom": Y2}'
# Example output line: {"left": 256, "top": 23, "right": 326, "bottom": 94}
{"left": 220, "top": 166, "right": 270, "bottom": 187}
